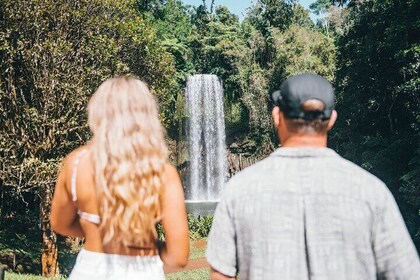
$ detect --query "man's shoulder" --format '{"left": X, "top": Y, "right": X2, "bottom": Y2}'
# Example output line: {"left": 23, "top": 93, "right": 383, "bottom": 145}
{"left": 224, "top": 149, "right": 390, "bottom": 201}
{"left": 332, "top": 155, "right": 386, "bottom": 187}
{"left": 328, "top": 154, "right": 392, "bottom": 204}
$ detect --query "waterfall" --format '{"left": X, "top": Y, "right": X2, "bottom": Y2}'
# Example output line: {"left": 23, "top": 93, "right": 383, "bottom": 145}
{"left": 186, "top": 74, "right": 226, "bottom": 201}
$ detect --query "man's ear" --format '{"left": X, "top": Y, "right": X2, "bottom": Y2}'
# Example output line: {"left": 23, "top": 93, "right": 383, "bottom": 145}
{"left": 327, "top": 110, "right": 337, "bottom": 131}
{"left": 272, "top": 106, "right": 281, "bottom": 128}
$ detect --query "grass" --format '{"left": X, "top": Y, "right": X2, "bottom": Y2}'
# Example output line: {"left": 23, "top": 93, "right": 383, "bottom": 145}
{"left": 5, "top": 272, "right": 66, "bottom": 279}
{"left": 166, "top": 269, "right": 209, "bottom": 279}
{"left": 189, "top": 240, "right": 206, "bottom": 260}
{"left": 6, "top": 270, "right": 211, "bottom": 280}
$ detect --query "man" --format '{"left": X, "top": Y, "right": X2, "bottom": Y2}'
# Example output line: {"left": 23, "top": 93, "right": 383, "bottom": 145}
{"left": 206, "top": 73, "right": 420, "bottom": 280}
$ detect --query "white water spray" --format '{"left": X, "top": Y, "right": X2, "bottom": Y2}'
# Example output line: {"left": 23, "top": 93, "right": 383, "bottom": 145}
{"left": 186, "top": 74, "right": 226, "bottom": 201}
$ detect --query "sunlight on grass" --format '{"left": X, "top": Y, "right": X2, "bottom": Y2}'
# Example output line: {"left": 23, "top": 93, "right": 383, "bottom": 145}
{"left": 7, "top": 270, "right": 212, "bottom": 280}
{"left": 6, "top": 272, "right": 66, "bottom": 280}
{"left": 189, "top": 243, "right": 206, "bottom": 259}
{"left": 166, "top": 268, "right": 209, "bottom": 280}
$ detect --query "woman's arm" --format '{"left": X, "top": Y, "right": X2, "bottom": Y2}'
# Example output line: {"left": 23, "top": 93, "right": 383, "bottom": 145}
{"left": 211, "top": 267, "right": 236, "bottom": 280}
{"left": 50, "top": 159, "right": 84, "bottom": 237}
{"left": 159, "top": 164, "right": 189, "bottom": 269}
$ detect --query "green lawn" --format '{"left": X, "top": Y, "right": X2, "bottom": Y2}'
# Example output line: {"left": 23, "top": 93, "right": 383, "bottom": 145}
{"left": 166, "top": 268, "right": 209, "bottom": 279}
{"left": 5, "top": 272, "right": 65, "bottom": 280}
{"left": 189, "top": 242, "right": 206, "bottom": 260}
{"left": 6, "top": 270, "right": 210, "bottom": 280}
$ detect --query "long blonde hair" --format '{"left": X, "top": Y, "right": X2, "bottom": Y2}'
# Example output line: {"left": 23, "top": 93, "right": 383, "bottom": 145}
{"left": 88, "top": 76, "right": 168, "bottom": 249}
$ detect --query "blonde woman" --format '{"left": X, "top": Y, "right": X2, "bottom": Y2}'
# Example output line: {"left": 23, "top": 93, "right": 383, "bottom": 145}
{"left": 50, "top": 76, "right": 189, "bottom": 279}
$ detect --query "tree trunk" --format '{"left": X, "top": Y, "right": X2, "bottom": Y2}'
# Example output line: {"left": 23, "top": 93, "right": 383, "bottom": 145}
{"left": 41, "top": 184, "right": 59, "bottom": 277}
{"left": 210, "top": 0, "right": 215, "bottom": 16}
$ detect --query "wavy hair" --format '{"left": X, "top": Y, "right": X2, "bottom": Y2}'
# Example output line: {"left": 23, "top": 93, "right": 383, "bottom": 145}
{"left": 88, "top": 76, "right": 168, "bottom": 249}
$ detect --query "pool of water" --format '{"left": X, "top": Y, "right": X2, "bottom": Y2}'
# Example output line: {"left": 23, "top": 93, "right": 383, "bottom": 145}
{"left": 185, "top": 200, "right": 218, "bottom": 216}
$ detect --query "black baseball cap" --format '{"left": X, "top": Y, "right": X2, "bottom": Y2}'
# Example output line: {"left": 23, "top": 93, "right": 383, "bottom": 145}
{"left": 271, "top": 73, "right": 335, "bottom": 120}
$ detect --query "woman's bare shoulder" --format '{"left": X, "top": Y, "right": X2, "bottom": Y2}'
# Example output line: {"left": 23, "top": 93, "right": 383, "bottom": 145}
{"left": 163, "top": 163, "right": 179, "bottom": 177}
{"left": 61, "top": 145, "right": 91, "bottom": 172}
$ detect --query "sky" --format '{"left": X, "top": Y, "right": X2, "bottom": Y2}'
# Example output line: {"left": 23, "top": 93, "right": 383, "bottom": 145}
{"left": 181, "top": 0, "right": 317, "bottom": 21}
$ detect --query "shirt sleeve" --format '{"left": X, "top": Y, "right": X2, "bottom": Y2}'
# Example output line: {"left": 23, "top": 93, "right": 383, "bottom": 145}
{"left": 206, "top": 190, "right": 237, "bottom": 277}
{"left": 373, "top": 187, "right": 420, "bottom": 279}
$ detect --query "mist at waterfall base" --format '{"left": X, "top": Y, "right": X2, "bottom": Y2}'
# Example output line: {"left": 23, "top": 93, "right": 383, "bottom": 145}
{"left": 185, "top": 74, "right": 227, "bottom": 214}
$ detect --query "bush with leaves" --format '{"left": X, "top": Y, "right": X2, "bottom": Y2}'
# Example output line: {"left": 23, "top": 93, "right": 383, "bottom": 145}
{"left": 187, "top": 214, "right": 214, "bottom": 240}
{"left": 0, "top": 0, "right": 176, "bottom": 276}
{"left": 332, "top": 0, "right": 420, "bottom": 248}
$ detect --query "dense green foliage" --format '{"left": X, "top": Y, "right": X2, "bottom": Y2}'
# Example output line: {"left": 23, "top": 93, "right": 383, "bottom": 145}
{"left": 157, "top": 214, "right": 213, "bottom": 240}
{"left": 331, "top": 0, "right": 420, "bottom": 247}
{"left": 0, "top": 0, "right": 176, "bottom": 204}
{"left": 187, "top": 215, "right": 214, "bottom": 239}
{"left": 0, "top": 0, "right": 177, "bottom": 275}
{"left": 140, "top": 0, "right": 334, "bottom": 149}
{"left": 0, "top": 0, "right": 419, "bottom": 276}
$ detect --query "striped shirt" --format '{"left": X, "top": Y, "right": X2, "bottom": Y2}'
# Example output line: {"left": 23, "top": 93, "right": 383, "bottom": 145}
{"left": 206, "top": 147, "right": 420, "bottom": 280}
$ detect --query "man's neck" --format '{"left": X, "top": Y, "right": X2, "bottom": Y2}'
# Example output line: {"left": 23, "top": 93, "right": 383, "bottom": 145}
{"left": 281, "top": 134, "right": 327, "bottom": 148}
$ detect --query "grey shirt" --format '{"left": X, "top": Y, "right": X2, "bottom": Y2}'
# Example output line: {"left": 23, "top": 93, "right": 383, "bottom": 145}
{"left": 206, "top": 148, "right": 420, "bottom": 280}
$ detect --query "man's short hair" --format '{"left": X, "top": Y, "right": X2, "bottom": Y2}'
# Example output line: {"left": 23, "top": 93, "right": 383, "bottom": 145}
{"left": 284, "top": 118, "right": 329, "bottom": 134}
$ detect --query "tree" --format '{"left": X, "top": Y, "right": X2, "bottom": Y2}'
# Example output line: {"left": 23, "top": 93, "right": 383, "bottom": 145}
{"left": 146, "top": 0, "right": 195, "bottom": 79}
{"left": 310, "top": 0, "right": 332, "bottom": 15}
{"left": 245, "top": 0, "right": 300, "bottom": 69}
{"left": 332, "top": 0, "right": 420, "bottom": 248}
{"left": 190, "top": 6, "right": 247, "bottom": 101}
{"left": 0, "top": 0, "right": 176, "bottom": 276}
{"left": 240, "top": 23, "right": 336, "bottom": 150}
{"left": 310, "top": 0, "right": 333, "bottom": 35}
{"left": 271, "top": 24, "right": 336, "bottom": 87}
{"left": 137, "top": 0, "right": 168, "bottom": 17}
{"left": 291, "top": 3, "right": 315, "bottom": 29}
{"left": 205, "top": 0, "right": 216, "bottom": 17}
{"left": 215, "top": 6, "right": 239, "bottom": 26}
{"left": 259, "top": 0, "right": 297, "bottom": 30}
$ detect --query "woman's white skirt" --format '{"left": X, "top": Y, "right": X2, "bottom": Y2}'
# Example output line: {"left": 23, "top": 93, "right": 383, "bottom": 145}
{"left": 69, "top": 249, "right": 165, "bottom": 280}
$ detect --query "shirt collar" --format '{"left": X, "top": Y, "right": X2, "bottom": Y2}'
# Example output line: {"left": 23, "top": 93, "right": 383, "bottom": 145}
{"left": 270, "top": 147, "right": 339, "bottom": 158}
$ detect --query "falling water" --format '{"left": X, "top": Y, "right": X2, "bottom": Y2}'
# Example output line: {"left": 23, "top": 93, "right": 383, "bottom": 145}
{"left": 186, "top": 74, "right": 226, "bottom": 201}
